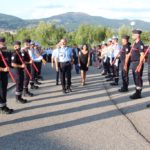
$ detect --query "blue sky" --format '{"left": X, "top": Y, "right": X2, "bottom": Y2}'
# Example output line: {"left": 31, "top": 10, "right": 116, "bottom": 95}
{"left": 1, "top": 0, "right": 150, "bottom": 22}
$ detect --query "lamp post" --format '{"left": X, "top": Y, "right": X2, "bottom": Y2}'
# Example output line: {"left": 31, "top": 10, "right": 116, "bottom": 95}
{"left": 130, "top": 21, "right": 136, "bottom": 30}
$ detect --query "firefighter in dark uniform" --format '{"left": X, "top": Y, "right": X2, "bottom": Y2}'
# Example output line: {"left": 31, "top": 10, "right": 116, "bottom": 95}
{"left": 11, "top": 41, "right": 28, "bottom": 103}
{"left": 146, "top": 47, "right": 150, "bottom": 108}
{"left": 118, "top": 35, "right": 131, "bottom": 92}
{"left": 22, "top": 39, "right": 34, "bottom": 97}
{"left": 129, "top": 29, "right": 145, "bottom": 99}
{"left": 56, "top": 38, "right": 73, "bottom": 94}
{"left": 0, "top": 37, "right": 14, "bottom": 114}
{"left": 147, "top": 47, "right": 150, "bottom": 86}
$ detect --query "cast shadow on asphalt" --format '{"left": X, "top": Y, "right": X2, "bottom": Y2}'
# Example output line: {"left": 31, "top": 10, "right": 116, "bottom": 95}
{"left": 0, "top": 98, "right": 150, "bottom": 150}
{"left": 0, "top": 69, "right": 150, "bottom": 149}
{"left": 0, "top": 77, "right": 150, "bottom": 127}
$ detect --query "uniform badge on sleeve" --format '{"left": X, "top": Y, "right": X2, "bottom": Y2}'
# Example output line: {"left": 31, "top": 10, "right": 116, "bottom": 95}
{"left": 126, "top": 48, "right": 129, "bottom": 52}
{"left": 141, "top": 45, "right": 144, "bottom": 49}
{"left": 21, "top": 53, "right": 25, "bottom": 56}
{"left": 11, "top": 56, "right": 14, "bottom": 60}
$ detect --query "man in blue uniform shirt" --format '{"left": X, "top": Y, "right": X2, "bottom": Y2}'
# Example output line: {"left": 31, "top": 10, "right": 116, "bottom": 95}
{"left": 56, "top": 38, "right": 73, "bottom": 93}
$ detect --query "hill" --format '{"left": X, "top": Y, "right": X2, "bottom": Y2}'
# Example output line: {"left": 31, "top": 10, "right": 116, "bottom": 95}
{"left": 0, "top": 12, "right": 150, "bottom": 31}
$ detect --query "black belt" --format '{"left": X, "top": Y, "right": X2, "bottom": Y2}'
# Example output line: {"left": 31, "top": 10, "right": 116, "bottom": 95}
{"left": 60, "top": 61, "right": 71, "bottom": 63}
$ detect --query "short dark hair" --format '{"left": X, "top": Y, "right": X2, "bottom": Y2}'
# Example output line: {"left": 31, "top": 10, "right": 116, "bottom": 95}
{"left": 0, "top": 37, "right": 6, "bottom": 42}
{"left": 13, "top": 41, "right": 21, "bottom": 46}
{"left": 23, "top": 38, "right": 31, "bottom": 43}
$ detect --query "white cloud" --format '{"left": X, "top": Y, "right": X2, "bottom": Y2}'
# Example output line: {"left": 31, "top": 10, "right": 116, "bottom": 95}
{"left": 1, "top": 0, "right": 150, "bottom": 22}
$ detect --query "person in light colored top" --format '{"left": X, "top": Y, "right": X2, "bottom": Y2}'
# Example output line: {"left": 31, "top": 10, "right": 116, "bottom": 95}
{"left": 55, "top": 38, "right": 73, "bottom": 94}
{"left": 52, "top": 43, "right": 60, "bottom": 85}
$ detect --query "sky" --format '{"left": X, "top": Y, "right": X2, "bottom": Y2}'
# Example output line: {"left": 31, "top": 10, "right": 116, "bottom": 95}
{"left": 0, "top": 0, "right": 150, "bottom": 22}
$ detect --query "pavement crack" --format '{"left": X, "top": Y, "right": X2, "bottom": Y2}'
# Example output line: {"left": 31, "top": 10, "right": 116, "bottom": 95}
{"left": 102, "top": 81, "right": 150, "bottom": 144}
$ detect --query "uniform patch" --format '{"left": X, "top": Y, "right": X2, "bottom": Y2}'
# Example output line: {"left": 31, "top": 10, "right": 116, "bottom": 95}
{"left": 11, "top": 56, "right": 14, "bottom": 60}
{"left": 141, "top": 45, "right": 144, "bottom": 49}
{"left": 126, "top": 48, "right": 129, "bottom": 52}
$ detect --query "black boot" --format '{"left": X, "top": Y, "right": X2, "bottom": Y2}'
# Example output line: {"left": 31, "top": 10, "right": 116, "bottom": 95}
{"left": 30, "top": 83, "right": 39, "bottom": 89}
{"left": 35, "top": 79, "right": 42, "bottom": 85}
{"left": 62, "top": 89, "right": 67, "bottom": 94}
{"left": 105, "top": 74, "right": 112, "bottom": 78}
{"left": 0, "top": 106, "right": 14, "bottom": 114}
{"left": 66, "top": 86, "right": 72, "bottom": 92}
{"left": 106, "top": 78, "right": 113, "bottom": 82}
{"left": 23, "top": 88, "right": 34, "bottom": 97}
{"left": 146, "top": 104, "right": 150, "bottom": 108}
{"left": 110, "top": 78, "right": 119, "bottom": 86}
{"left": 118, "top": 86, "right": 128, "bottom": 92}
{"left": 16, "top": 95, "right": 27, "bottom": 104}
{"left": 130, "top": 89, "right": 141, "bottom": 99}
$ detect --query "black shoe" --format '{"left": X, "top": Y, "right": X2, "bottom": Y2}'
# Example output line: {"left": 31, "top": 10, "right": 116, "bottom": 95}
{"left": 118, "top": 87, "right": 128, "bottom": 92}
{"left": 101, "top": 72, "right": 107, "bottom": 76}
{"left": 35, "top": 81, "right": 42, "bottom": 85}
{"left": 23, "top": 89, "right": 34, "bottom": 97}
{"left": 16, "top": 98, "right": 27, "bottom": 104}
{"left": 67, "top": 87, "right": 72, "bottom": 92}
{"left": 0, "top": 106, "right": 14, "bottom": 114}
{"left": 146, "top": 104, "right": 150, "bottom": 108}
{"left": 105, "top": 75, "right": 112, "bottom": 78}
{"left": 110, "top": 82, "right": 118, "bottom": 86}
{"left": 130, "top": 91, "right": 141, "bottom": 99}
{"left": 106, "top": 78, "right": 113, "bottom": 82}
{"left": 62, "top": 89, "right": 67, "bottom": 94}
{"left": 30, "top": 85, "right": 39, "bottom": 89}
{"left": 26, "top": 91, "right": 34, "bottom": 97}
{"left": 56, "top": 82, "right": 59, "bottom": 85}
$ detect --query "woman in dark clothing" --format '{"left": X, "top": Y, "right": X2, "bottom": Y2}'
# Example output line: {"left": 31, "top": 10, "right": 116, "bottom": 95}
{"left": 78, "top": 44, "right": 90, "bottom": 86}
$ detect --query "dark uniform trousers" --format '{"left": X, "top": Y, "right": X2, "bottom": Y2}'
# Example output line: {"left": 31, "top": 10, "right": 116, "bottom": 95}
{"left": 23, "top": 64, "right": 31, "bottom": 90}
{"left": 59, "top": 61, "right": 71, "bottom": 90}
{"left": 148, "top": 63, "right": 150, "bottom": 85}
{"left": 0, "top": 72, "right": 8, "bottom": 106}
{"left": 56, "top": 70, "right": 60, "bottom": 84}
{"left": 15, "top": 69, "right": 24, "bottom": 96}
{"left": 104, "top": 57, "right": 111, "bottom": 75}
{"left": 112, "top": 59, "right": 120, "bottom": 83}
{"left": 37, "top": 61, "right": 42, "bottom": 77}
{"left": 148, "top": 52, "right": 150, "bottom": 85}
{"left": 121, "top": 61, "right": 130, "bottom": 88}
{"left": 131, "top": 61, "right": 144, "bottom": 89}
{"left": 30, "top": 62, "right": 38, "bottom": 84}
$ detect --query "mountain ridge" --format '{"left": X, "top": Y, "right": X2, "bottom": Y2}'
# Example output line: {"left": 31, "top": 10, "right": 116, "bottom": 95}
{"left": 0, "top": 12, "right": 150, "bottom": 31}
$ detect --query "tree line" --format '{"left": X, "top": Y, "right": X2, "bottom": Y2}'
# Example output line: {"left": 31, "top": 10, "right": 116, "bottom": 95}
{"left": 0, "top": 22, "right": 150, "bottom": 49}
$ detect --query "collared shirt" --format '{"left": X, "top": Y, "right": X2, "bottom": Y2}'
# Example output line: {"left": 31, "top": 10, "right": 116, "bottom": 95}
{"left": 120, "top": 43, "right": 131, "bottom": 61}
{"left": 21, "top": 47, "right": 30, "bottom": 63}
{"left": 56, "top": 47, "right": 73, "bottom": 62}
{"left": 28, "top": 48, "right": 43, "bottom": 62}
{"left": 112, "top": 43, "right": 121, "bottom": 58}
{"left": 131, "top": 40, "right": 144, "bottom": 62}
{"left": 107, "top": 45, "right": 114, "bottom": 60}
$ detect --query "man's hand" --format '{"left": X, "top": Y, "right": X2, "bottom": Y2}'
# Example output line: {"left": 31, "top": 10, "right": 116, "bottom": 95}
{"left": 51, "top": 62, "right": 54, "bottom": 68}
{"left": 21, "top": 64, "right": 25, "bottom": 68}
{"left": 3, "top": 67, "right": 9, "bottom": 72}
{"left": 42, "top": 59, "right": 46, "bottom": 65}
{"left": 56, "top": 66, "right": 59, "bottom": 72}
{"left": 29, "top": 60, "right": 33, "bottom": 64}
